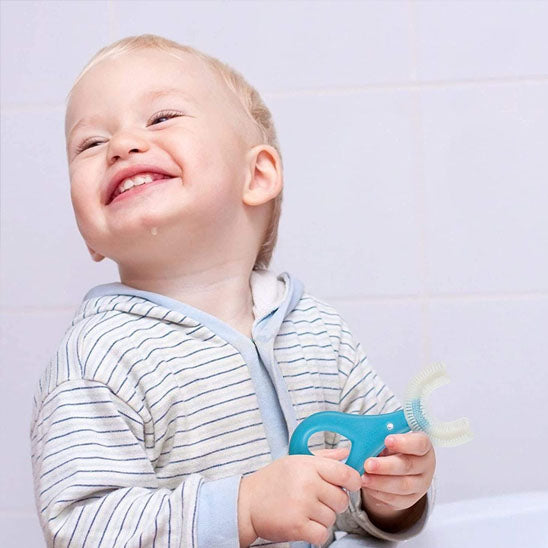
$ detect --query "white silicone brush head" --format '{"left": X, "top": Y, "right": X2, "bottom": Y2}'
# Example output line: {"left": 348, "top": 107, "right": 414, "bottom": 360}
{"left": 403, "top": 363, "right": 473, "bottom": 447}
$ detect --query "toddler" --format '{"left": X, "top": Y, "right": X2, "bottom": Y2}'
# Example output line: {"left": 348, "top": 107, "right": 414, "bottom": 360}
{"left": 30, "top": 34, "right": 435, "bottom": 548}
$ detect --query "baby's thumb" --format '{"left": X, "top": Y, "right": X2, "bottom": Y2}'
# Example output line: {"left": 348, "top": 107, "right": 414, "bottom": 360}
{"left": 313, "top": 447, "right": 350, "bottom": 461}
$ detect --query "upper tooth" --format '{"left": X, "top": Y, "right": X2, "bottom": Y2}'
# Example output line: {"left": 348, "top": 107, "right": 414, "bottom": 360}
{"left": 117, "top": 173, "right": 155, "bottom": 194}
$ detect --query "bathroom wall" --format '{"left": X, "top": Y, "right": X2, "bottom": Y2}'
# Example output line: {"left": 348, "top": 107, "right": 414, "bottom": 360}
{"left": 1, "top": 1, "right": 547, "bottom": 545}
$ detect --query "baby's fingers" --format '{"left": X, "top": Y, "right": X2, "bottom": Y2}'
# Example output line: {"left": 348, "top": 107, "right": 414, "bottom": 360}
{"left": 318, "top": 481, "right": 351, "bottom": 514}
{"left": 365, "top": 453, "right": 424, "bottom": 476}
{"left": 385, "top": 432, "right": 432, "bottom": 456}
{"left": 317, "top": 459, "right": 361, "bottom": 492}
{"left": 309, "top": 501, "right": 337, "bottom": 528}
{"left": 361, "top": 471, "right": 423, "bottom": 496}
{"left": 313, "top": 447, "right": 350, "bottom": 461}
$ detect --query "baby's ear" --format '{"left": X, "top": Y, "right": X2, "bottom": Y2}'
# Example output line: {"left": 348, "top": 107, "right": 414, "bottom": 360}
{"left": 242, "top": 145, "right": 283, "bottom": 207}
{"left": 86, "top": 244, "right": 105, "bottom": 262}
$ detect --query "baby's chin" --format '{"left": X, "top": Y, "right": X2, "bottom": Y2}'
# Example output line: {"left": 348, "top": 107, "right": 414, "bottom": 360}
{"left": 104, "top": 213, "right": 204, "bottom": 261}
{"left": 103, "top": 233, "right": 184, "bottom": 271}
{"left": 105, "top": 196, "right": 186, "bottom": 232}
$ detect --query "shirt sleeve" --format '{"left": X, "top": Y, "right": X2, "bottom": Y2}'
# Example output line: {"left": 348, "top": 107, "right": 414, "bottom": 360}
{"left": 331, "top": 318, "right": 435, "bottom": 542}
{"left": 196, "top": 475, "right": 242, "bottom": 548}
{"left": 30, "top": 378, "right": 225, "bottom": 547}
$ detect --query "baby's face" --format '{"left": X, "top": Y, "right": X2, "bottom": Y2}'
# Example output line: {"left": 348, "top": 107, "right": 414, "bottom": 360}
{"left": 65, "top": 48, "right": 258, "bottom": 264}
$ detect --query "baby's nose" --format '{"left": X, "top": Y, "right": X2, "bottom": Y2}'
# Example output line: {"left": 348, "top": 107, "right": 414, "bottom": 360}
{"left": 108, "top": 130, "right": 150, "bottom": 162}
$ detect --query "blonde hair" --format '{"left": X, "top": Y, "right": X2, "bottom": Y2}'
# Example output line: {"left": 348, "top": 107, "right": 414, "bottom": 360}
{"left": 67, "top": 34, "right": 283, "bottom": 271}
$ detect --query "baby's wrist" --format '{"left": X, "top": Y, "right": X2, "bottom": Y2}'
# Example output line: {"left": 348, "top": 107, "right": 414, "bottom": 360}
{"left": 237, "top": 475, "right": 258, "bottom": 547}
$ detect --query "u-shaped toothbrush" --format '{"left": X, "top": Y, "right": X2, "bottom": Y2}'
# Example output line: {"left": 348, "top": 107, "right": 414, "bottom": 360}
{"left": 288, "top": 363, "right": 472, "bottom": 474}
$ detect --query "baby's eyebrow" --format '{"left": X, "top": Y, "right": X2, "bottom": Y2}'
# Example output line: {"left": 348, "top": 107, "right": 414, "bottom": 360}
{"left": 67, "top": 87, "right": 194, "bottom": 141}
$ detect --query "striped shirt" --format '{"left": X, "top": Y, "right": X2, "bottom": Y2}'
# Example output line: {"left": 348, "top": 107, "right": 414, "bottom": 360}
{"left": 30, "top": 269, "right": 430, "bottom": 547}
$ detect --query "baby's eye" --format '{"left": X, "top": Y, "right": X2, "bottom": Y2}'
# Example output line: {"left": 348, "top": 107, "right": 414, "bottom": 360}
{"left": 75, "top": 139, "right": 102, "bottom": 154}
{"left": 149, "top": 110, "right": 182, "bottom": 125}
{"left": 73, "top": 111, "right": 183, "bottom": 155}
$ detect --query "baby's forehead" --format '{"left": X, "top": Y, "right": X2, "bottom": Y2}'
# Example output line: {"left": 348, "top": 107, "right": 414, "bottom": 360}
{"left": 66, "top": 48, "right": 226, "bottom": 125}
{"left": 83, "top": 49, "right": 216, "bottom": 95}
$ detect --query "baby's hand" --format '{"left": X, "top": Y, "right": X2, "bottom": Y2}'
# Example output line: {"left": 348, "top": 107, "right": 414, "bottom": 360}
{"left": 360, "top": 432, "right": 435, "bottom": 532}
{"left": 238, "top": 448, "right": 361, "bottom": 547}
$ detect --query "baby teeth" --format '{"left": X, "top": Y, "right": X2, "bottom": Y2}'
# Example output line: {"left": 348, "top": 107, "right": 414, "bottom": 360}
{"left": 117, "top": 174, "right": 155, "bottom": 195}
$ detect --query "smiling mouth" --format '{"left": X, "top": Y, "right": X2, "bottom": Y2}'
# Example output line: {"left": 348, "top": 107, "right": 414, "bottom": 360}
{"left": 108, "top": 176, "right": 177, "bottom": 205}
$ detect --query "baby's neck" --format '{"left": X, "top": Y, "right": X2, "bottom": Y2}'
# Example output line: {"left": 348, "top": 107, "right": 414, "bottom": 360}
{"left": 119, "top": 264, "right": 256, "bottom": 339}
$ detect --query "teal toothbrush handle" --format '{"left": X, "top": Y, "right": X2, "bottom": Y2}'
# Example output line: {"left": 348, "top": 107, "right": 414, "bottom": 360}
{"left": 288, "top": 410, "right": 410, "bottom": 474}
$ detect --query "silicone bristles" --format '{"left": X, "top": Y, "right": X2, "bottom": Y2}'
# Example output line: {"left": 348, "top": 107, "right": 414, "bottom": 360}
{"left": 403, "top": 363, "right": 473, "bottom": 447}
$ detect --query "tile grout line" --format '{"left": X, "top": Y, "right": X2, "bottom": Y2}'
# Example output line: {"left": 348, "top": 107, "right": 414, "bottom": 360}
{"left": 263, "top": 76, "right": 548, "bottom": 96}
{"left": 2, "top": 292, "right": 547, "bottom": 315}
{"left": 107, "top": 0, "right": 118, "bottom": 43}
{"left": 319, "top": 292, "right": 548, "bottom": 304}
{"left": 107, "top": 0, "right": 114, "bottom": 43}
{"left": 2, "top": 76, "right": 547, "bottom": 112}
{"left": 409, "top": 0, "right": 433, "bottom": 366}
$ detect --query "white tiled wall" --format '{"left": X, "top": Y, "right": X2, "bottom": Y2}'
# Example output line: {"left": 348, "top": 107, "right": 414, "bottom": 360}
{"left": 1, "top": 1, "right": 547, "bottom": 546}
